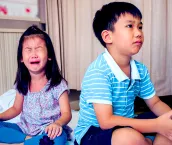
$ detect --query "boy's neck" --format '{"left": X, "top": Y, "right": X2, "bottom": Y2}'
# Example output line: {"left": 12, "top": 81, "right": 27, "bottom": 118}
{"left": 107, "top": 48, "right": 131, "bottom": 78}
{"left": 107, "top": 49, "right": 131, "bottom": 68}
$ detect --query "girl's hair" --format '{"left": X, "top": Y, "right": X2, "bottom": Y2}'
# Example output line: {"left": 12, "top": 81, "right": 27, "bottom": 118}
{"left": 14, "top": 25, "right": 65, "bottom": 95}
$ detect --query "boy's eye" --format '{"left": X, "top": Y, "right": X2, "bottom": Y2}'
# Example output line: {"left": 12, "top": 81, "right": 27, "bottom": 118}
{"left": 126, "top": 24, "right": 133, "bottom": 28}
{"left": 139, "top": 26, "right": 143, "bottom": 30}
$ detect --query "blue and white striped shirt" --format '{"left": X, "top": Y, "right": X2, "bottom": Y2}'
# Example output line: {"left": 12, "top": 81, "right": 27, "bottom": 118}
{"left": 74, "top": 50, "right": 155, "bottom": 144}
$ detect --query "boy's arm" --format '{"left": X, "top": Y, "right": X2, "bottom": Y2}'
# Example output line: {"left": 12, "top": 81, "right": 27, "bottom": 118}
{"left": 144, "top": 95, "right": 171, "bottom": 116}
{"left": 93, "top": 103, "right": 172, "bottom": 138}
{"left": 93, "top": 103, "right": 157, "bottom": 132}
{"left": 0, "top": 92, "right": 23, "bottom": 120}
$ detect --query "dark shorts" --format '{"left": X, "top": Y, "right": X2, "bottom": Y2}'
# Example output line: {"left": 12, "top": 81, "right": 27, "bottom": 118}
{"left": 74, "top": 126, "right": 122, "bottom": 145}
{"left": 74, "top": 126, "right": 156, "bottom": 145}
{"left": 74, "top": 112, "right": 157, "bottom": 145}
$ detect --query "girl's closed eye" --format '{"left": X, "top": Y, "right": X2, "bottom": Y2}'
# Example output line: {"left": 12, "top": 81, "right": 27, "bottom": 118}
{"left": 35, "top": 46, "right": 43, "bottom": 51}
{"left": 24, "top": 47, "right": 32, "bottom": 52}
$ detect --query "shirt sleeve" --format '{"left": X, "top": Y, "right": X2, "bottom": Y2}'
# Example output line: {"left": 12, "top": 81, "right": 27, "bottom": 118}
{"left": 82, "top": 68, "right": 112, "bottom": 105}
{"left": 138, "top": 65, "right": 155, "bottom": 99}
{"left": 13, "top": 83, "right": 24, "bottom": 96}
{"left": 53, "top": 79, "right": 69, "bottom": 100}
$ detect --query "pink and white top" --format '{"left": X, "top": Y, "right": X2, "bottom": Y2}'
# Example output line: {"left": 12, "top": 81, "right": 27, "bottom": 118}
{"left": 16, "top": 79, "right": 72, "bottom": 138}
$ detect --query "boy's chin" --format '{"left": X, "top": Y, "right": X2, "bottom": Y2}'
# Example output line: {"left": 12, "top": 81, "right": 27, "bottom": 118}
{"left": 131, "top": 47, "right": 141, "bottom": 55}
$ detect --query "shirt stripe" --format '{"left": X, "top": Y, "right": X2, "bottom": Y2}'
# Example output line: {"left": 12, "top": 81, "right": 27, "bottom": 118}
{"left": 74, "top": 51, "right": 155, "bottom": 144}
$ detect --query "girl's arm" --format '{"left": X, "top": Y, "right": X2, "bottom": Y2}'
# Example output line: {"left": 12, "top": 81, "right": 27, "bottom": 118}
{"left": 55, "top": 91, "right": 72, "bottom": 126}
{"left": 0, "top": 92, "right": 23, "bottom": 120}
{"left": 45, "top": 91, "right": 72, "bottom": 139}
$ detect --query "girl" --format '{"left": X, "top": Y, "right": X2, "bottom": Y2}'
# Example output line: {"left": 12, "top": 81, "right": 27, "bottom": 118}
{"left": 0, "top": 25, "right": 72, "bottom": 145}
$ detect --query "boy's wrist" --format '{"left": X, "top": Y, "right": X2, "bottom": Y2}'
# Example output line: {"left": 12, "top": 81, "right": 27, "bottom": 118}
{"left": 155, "top": 117, "right": 164, "bottom": 134}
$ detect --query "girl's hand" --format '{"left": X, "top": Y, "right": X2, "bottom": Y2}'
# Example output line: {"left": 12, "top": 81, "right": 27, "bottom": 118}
{"left": 45, "top": 122, "right": 63, "bottom": 139}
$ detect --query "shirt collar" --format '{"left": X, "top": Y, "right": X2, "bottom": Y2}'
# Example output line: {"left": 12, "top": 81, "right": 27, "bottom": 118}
{"left": 103, "top": 49, "right": 140, "bottom": 82}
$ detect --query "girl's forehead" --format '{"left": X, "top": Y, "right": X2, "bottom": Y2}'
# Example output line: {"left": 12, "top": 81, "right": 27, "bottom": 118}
{"left": 24, "top": 34, "right": 44, "bottom": 39}
{"left": 23, "top": 36, "right": 46, "bottom": 46}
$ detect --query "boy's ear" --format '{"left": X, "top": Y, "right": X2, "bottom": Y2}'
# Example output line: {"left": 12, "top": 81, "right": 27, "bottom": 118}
{"left": 20, "top": 58, "right": 23, "bottom": 62}
{"left": 101, "top": 30, "right": 113, "bottom": 44}
{"left": 48, "top": 58, "right": 51, "bottom": 61}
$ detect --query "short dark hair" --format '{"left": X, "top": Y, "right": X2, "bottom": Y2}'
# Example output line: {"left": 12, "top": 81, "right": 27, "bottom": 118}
{"left": 93, "top": 2, "right": 142, "bottom": 47}
{"left": 15, "top": 25, "right": 65, "bottom": 95}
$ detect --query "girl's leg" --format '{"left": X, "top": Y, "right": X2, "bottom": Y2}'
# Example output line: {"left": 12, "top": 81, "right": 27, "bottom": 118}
{"left": 0, "top": 121, "right": 26, "bottom": 143}
{"left": 24, "top": 131, "right": 67, "bottom": 145}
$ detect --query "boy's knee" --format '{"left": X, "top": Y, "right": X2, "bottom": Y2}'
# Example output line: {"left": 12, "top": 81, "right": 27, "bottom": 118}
{"left": 153, "top": 134, "right": 172, "bottom": 145}
{"left": 111, "top": 128, "right": 148, "bottom": 145}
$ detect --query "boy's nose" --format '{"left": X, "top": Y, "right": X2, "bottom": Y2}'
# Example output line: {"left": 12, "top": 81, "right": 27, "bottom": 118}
{"left": 135, "top": 29, "right": 143, "bottom": 38}
{"left": 136, "top": 34, "right": 142, "bottom": 38}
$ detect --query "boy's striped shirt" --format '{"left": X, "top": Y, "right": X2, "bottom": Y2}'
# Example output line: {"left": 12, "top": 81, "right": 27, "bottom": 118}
{"left": 74, "top": 50, "right": 155, "bottom": 144}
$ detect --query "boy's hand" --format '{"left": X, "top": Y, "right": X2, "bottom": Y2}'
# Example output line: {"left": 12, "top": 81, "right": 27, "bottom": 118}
{"left": 156, "top": 110, "right": 172, "bottom": 141}
{"left": 45, "top": 123, "right": 63, "bottom": 139}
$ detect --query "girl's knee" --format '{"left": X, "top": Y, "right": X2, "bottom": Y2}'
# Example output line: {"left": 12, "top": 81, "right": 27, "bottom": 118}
{"left": 53, "top": 131, "right": 67, "bottom": 145}
{"left": 111, "top": 128, "right": 149, "bottom": 145}
{"left": 0, "top": 121, "right": 6, "bottom": 127}
{"left": 25, "top": 131, "right": 67, "bottom": 145}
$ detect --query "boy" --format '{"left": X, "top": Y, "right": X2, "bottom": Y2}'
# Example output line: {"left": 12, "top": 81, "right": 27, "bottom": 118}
{"left": 74, "top": 2, "right": 172, "bottom": 145}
